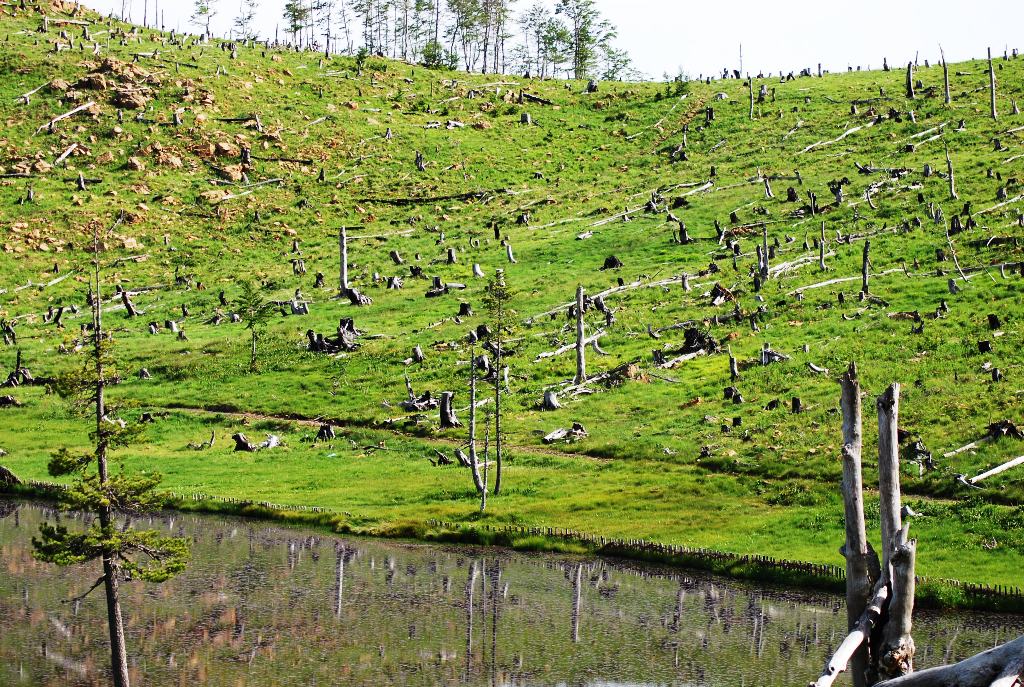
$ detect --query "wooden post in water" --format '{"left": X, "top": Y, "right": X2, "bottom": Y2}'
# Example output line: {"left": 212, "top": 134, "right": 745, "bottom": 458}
{"left": 840, "top": 364, "right": 872, "bottom": 687}
{"left": 876, "top": 385, "right": 915, "bottom": 681}
{"left": 877, "top": 383, "right": 903, "bottom": 576}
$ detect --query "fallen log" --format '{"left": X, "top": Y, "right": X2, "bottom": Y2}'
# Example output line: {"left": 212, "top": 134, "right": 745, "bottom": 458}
{"left": 543, "top": 422, "right": 588, "bottom": 444}
{"left": 799, "top": 118, "right": 880, "bottom": 154}
{"left": 658, "top": 349, "right": 706, "bottom": 369}
{"left": 34, "top": 101, "right": 97, "bottom": 135}
{"left": 970, "top": 454, "right": 1024, "bottom": 484}
{"left": 535, "top": 330, "right": 606, "bottom": 362}
{"left": 873, "top": 635, "right": 1024, "bottom": 687}
{"left": 786, "top": 268, "right": 905, "bottom": 297}
{"left": 359, "top": 189, "right": 506, "bottom": 205}
{"left": 978, "top": 193, "right": 1024, "bottom": 215}
{"left": 521, "top": 91, "right": 554, "bottom": 106}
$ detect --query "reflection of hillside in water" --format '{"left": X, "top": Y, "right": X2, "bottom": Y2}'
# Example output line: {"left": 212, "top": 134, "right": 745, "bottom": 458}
{"left": 0, "top": 500, "right": 1016, "bottom": 686}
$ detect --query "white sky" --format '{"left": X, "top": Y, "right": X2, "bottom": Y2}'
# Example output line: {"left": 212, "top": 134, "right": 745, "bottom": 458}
{"left": 81, "top": 0, "right": 1024, "bottom": 80}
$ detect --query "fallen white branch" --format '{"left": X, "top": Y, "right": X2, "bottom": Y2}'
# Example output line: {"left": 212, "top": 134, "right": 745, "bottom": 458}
{"left": 799, "top": 118, "right": 879, "bottom": 155}
{"left": 978, "top": 194, "right": 1024, "bottom": 215}
{"left": 535, "top": 330, "right": 607, "bottom": 361}
{"left": 786, "top": 268, "right": 905, "bottom": 296}
{"left": 34, "top": 101, "right": 96, "bottom": 136}
{"left": 971, "top": 455, "right": 1024, "bottom": 484}
{"left": 53, "top": 143, "right": 78, "bottom": 167}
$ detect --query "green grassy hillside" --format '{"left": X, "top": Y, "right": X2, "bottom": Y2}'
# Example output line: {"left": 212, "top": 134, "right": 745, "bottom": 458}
{"left": 2, "top": 2, "right": 1024, "bottom": 587}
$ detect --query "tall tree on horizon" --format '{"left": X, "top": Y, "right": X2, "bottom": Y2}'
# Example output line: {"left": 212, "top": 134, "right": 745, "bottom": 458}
{"left": 284, "top": 0, "right": 312, "bottom": 43}
{"left": 191, "top": 0, "right": 218, "bottom": 36}
{"left": 554, "top": 0, "right": 613, "bottom": 80}
{"left": 233, "top": 0, "right": 260, "bottom": 39}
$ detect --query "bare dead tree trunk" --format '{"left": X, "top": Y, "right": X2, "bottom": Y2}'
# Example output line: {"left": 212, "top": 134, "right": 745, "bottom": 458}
{"left": 989, "top": 47, "right": 998, "bottom": 120}
{"left": 493, "top": 283, "right": 504, "bottom": 497}
{"left": 748, "top": 77, "right": 754, "bottom": 120}
{"left": 120, "top": 290, "right": 140, "bottom": 317}
{"left": 877, "top": 383, "right": 903, "bottom": 577}
{"left": 339, "top": 226, "right": 349, "bottom": 294}
{"left": 840, "top": 363, "right": 872, "bottom": 687}
{"left": 819, "top": 222, "right": 827, "bottom": 271}
{"left": 880, "top": 540, "right": 917, "bottom": 680}
{"left": 761, "top": 224, "right": 770, "bottom": 281}
{"left": 574, "top": 285, "right": 586, "bottom": 385}
{"left": 940, "top": 45, "right": 951, "bottom": 105}
{"left": 861, "top": 240, "right": 870, "bottom": 296}
{"left": 480, "top": 414, "right": 489, "bottom": 512}
{"left": 945, "top": 144, "right": 958, "bottom": 200}
{"left": 905, "top": 62, "right": 914, "bottom": 99}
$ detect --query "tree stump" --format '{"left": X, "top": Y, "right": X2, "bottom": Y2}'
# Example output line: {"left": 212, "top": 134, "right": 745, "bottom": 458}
{"left": 439, "top": 392, "right": 460, "bottom": 428}
{"left": 542, "top": 389, "right": 561, "bottom": 411}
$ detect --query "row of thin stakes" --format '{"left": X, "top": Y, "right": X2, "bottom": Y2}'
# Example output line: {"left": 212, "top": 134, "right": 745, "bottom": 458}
{"left": 13, "top": 480, "right": 1021, "bottom": 601}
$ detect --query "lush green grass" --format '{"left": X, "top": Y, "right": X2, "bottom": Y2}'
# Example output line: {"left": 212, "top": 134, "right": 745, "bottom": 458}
{"left": 6, "top": 389, "right": 1024, "bottom": 595}
{"left": 2, "top": 4, "right": 1024, "bottom": 591}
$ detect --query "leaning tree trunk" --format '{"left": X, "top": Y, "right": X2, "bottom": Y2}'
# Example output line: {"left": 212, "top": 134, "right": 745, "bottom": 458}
{"left": 840, "top": 363, "right": 874, "bottom": 687}
{"left": 940, "top": 46, "right": 951, "bottom": 105}
{"left": 989, "top": 47, "right": 998, "bottom": 120}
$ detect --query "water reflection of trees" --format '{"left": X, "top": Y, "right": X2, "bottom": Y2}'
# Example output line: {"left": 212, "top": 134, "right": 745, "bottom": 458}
{"left": 0, "top": 501, "right": 1019, "bottom": 687}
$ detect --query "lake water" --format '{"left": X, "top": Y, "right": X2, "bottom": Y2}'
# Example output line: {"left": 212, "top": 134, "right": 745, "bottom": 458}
{"left": 0, "top": 500, "right": 1019, "bottom": 686}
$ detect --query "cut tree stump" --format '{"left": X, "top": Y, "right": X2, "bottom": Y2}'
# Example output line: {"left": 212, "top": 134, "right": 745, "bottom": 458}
{"left": 542, "top": 389, "right": 562, "bottom": 410}
{"left": 439, "top": 391, "right": 460, "bottom": 428}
